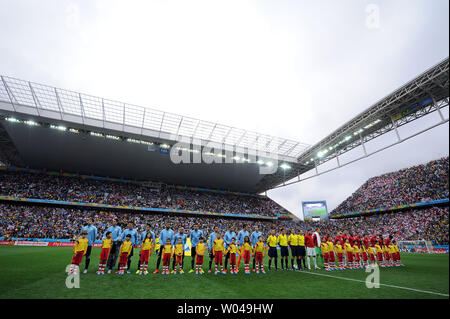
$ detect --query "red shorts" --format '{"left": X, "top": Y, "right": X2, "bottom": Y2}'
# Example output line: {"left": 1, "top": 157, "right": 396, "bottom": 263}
{"left": 71, "top": 251, "right": 84, "bottom": 264}
{"left": 243, "top": 250, "right": 251, "bottom": 263}
{"left": 196, "top": 255, "right": 204, "bottom": 265}
{"left": 99, "top": 248, "right": 110, "bottom": 261}
{"left": 229, "top": 252, "right": 236, "bottom": 265}
{"left": 347, "top": 252, "right": 353, "bottom": 262}
{"left": 369, "top": 254, "right": 375, "bottom": 262}
{"left": 328, "top": 252, "right": 335, "bottom": 262}
{"left": 119, "top": 252, "right": 128, "bottom": 264}
{"left": 362, "top": 252, "right": 368, "bottom": 261}
{"left": 140, "top": 249, "right": 150, "bottom": 262}
{"left": 162, "top": 253, "right": 171, "bottom": 266}
{"left": 354, "top": 253, "right": 360, "bottom": 261}
{"left": 384, "top": 252, "right": 390, "bottom": 260}
{"left": 377, "top": 252, "right": 383, "bottom": 261}
{"left": 176, "top": 255, "right": 183, "bottom": 264}
{"left": 337, "top": 253, "right": 343, "bottom": 262}
{"left": 323, "top": 252, "right": 329, "bottom": 262}
{"left": 214, "top": 251, "right": 223, "bottom": 264}
{"left": 255, "top": 252, "right": 263, "bottom": 263}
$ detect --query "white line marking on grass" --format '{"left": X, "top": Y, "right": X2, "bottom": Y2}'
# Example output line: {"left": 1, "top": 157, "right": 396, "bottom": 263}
{"left": 300, "top": 270, "right": 449, "bottom": 297}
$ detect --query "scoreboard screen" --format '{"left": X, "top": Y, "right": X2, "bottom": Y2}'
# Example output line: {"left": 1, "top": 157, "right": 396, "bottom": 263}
{"left": 302, "top": 201, "right": 328, "bottom": 221}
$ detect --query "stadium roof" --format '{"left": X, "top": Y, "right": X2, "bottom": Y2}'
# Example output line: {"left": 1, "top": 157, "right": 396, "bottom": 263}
{"left": 0, "top": 57, "right": 448, "bottom": 193}
{"left": 260, "top": 57, "right": 449, "bottom": 192}
{"left": 0, "top": 76, "right": 310, "bottom": 162}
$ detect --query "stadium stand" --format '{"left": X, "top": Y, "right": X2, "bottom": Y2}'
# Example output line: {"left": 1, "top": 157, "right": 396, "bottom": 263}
{"left": 0, "top": 169, "right": 289, "bottom": 218}
{"left": 0, "top": 204, "right": 447, "bottom": 245}
{"left": 330, "top": 157, "right": 449, "bottom": 216}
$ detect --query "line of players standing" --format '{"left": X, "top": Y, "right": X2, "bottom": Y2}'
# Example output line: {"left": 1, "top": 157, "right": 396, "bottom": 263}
{"left": 75, "top": 219, "right": 325, "bottom": 274}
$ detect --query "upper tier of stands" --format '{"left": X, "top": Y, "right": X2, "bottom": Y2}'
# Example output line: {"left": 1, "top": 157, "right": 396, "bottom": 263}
{"left": 331, "top": 157, "right": 449, "bottom": 216}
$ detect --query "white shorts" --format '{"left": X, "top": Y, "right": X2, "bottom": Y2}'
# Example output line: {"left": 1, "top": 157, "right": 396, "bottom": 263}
{"left": 307, "top": 247, "right": 316, "bottom": 257}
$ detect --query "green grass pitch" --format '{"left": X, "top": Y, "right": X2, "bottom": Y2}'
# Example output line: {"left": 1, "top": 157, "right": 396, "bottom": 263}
{"left": 0, "top": 246, "right": 448, "bottom": 299}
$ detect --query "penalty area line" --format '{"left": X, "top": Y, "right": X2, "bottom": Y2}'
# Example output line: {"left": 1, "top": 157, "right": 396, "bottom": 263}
{"left": 299, "top": 270, "right": 449, "bottom": 297}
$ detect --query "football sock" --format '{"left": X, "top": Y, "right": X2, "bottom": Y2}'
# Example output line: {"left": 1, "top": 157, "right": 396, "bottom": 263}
{"left": 313, "top": 257, "right": 317, "bottom": 267}
{"left": 268, "top": 259, "right": 272, "bottom": 270}
{"left": 252, "top": 258, "right": 256, "bottom": 270}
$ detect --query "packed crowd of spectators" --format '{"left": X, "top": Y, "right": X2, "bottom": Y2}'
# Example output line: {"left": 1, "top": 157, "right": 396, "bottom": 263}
{"left": 0, "top": 171, "right": 288, "bottom": 217}
{"left": 331, "top": 157, "right": 449, "bottom": 216}
{"left": 1, "top": 204, "right": 447, "bottom": 245}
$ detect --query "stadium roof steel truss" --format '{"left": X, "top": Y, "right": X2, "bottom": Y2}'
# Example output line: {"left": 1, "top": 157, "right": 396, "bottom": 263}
{"left": 0, "top": 77, "right": 310, "bottom": 163}
{"left": 258, "top": 57, "right": 449, "bottom": 192}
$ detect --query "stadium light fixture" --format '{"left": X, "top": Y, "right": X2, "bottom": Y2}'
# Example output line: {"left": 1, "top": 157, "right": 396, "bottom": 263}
{"left": 257, "top": 160, "right": 265, "bottom": 165}
{"left": 160, "top": 144, "right": 170, "bottom": 149}
{"left": 50, "top": 125, "right": 67, "bottom": 131}
{"left": 106, "top": 134, "right": 120, "bottom": 140}
{"left": 24, "top": 120, "right": 38, "bottom": 126}
{"left": 233, "top": 156, "right": 241, "bottom": 161}
{"left": 280, "top": 163, "right": 291, "bottom": 170}
{"left": 140, "top": 140, "right": 154, "bottom": 145}
{"left": 90, "top": 132, "right": 103, "bottom": 137}
{"left": 266, "top": 161, "right": 273, "bottom": 167}
{"left": 344, "top": 136, "right": 352, "bottom": 141}
{"left": 5, "top": 117, "right": 20, "bottom": 123}
{"left": 69, "top": 128, "right": 79, "bottom": 134}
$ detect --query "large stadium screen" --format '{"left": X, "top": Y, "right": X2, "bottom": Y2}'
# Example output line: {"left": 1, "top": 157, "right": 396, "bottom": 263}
{"left": 302, "top": 201, "right": 329, "bottom": 221}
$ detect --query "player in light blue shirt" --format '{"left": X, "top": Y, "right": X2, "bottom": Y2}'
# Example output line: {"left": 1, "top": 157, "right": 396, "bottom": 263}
{"left": 172, "top": 227, "right": 188, "bottom": 272}
{"left": 224, "top": 226, "right": 237, "bottom": 272}
{"left": 102, "top": 219, "right": 122, "bottom": 272}
{"left": 250, "top": 225, "right": 263, "bottom": 271}
{"left": 120, "top": 222, "right": 139, "bottom": 273}
{"left": 81, "top": 219, "right": 97, "bottom": 273}
{"left": 155, "top": 223, "right": 174, "bottom": 273}
{"left": 189, "top": 224, "right": 203, "bottom": 273}
{"left": 208, "top": 226, "right": 219, "bottom": 273}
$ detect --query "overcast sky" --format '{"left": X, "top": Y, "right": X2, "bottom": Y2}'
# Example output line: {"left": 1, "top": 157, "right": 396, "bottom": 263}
{"left": 0, "top": 0, "right": 448, "bottom": 218}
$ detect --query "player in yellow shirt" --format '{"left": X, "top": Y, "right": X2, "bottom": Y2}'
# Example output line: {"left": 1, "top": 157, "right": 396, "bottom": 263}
{"left": 374, "top": 242, "right": 384, "bottom": 267}
{"left": 118, "top": 234, "right": 133, "bottom": 275}
{"left": 288, "top": 231, "right": 300, "bottom": 271}
{"left": 68, "top": 230, "right": 88, "bottom": 275}
{"left": 267, "top": 229, "right": 279, "bottom": 271}
{"left": 213, "top": 233, "right": 226, "bottom": 275}
{"left": 392, "top": 240, "right": 404, "bottom": 267}
{"left": 240, "top": 236, "right": 253, "bottom": 274}
{"left": 334, "top": 240, "right": 344, "bottom": 270}
{"left": 174, "top": 237, "right": 185, "bottom": 274}
{"left": 195, "top": 237, "right": 207, "bottom": 275}
{"left": 344, "top": 238, "right": 354, "bottom": 269}
{"left": 97, "top": 231, "right": 112, "bottom": 275}
{"left": 253, "top": 237, "right": 266, "bottom": 274}
{"left": 138, "top": 233, "right": 153, "bottom": 276}
{"left": 277, "top": 229, "right": 289, "bottom": 270}
{"left": 225, "top": 238, "right": 239, "bottom": 274}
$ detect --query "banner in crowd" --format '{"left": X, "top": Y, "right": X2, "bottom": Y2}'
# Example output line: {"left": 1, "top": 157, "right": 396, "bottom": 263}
{"left": 330, "top": 198, "right": 449, "bottom": 219}
{"left": 0, "top": 195, "right": 282, "bottom": 220}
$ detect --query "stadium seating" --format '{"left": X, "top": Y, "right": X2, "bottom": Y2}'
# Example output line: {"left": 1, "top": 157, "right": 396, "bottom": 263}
{"left": 0, "top": 204, "right": 447, "bottom": 245}
{"left": 330, "top": 157, "right": 449, "bottom": 216}
{"left": 0, "top": 170, "right": 289, "bottom": 218}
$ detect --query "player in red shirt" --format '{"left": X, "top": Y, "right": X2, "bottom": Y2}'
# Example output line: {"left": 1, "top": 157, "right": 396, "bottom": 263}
{"left": 305, "top": 230, "right": 319, "bottom": 270}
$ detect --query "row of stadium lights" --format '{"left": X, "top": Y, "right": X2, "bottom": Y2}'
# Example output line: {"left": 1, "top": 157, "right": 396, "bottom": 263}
{"left": 303, "top": 119, "right": 382, "bottom": 165}
{"left": 174, "top": 146, "right": 291, "bottom": 169}
{"left": 4, "top": 117, "right": 292, "bottom": 170}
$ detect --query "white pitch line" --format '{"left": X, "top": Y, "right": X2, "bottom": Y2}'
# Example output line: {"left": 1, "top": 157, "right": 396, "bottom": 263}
{"left": 299, "top": 270, "right": 449, "bottom": 297}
